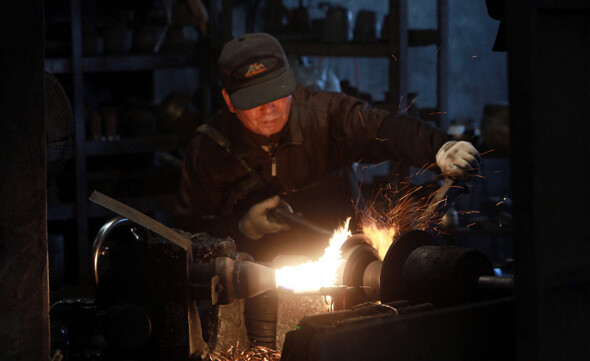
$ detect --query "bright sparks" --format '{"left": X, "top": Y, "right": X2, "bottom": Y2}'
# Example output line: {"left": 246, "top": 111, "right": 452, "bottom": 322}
{"left": 362, "top": 222, "right": 396, "bottom": 260}
{"left": 275, "top": 219, "right": 352, "bottom": 293}
{"left": 360, "top": 177, "right": 441, "bottom": 258}
{"left": 274, "top": 173, "right": 448, "bottom": 293}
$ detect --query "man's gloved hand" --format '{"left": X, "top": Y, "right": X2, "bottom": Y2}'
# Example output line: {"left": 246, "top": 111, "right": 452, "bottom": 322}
{"left": 436, "top": 140, "right": 481, "bottom": 180}
{"left": 239, "top": 195, "right": 292, "bottom": 240}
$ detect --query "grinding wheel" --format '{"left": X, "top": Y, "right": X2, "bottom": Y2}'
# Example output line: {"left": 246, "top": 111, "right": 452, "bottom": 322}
{"left": 379, "top": 230, "right": 437, "bottom": 303}
{"left": 334, "top": 234, "right": 380, "bottom": 309}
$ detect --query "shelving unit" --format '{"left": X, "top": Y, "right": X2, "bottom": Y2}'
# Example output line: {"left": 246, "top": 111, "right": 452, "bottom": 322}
{"left": 45, "top": 0, "right": 212, "bottom": 285}
{"left": 45, "top": 53, "right": 200, "bottom": 74}
{"left": 254, "top": 0, "right": 449, "bottom": 121}
{"left": 281, "top": 42, "right": 391, "bottom": 57}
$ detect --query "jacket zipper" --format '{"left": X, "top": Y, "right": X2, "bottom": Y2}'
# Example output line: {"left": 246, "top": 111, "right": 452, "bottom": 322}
{"left": 271, "top": 156, "right": 277, "bottom": 176}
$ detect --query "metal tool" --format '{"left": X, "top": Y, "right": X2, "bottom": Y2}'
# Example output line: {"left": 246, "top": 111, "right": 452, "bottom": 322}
{"left": 414, "top": 178, "right": 469, "bottom": 231}
{"left": 271, "top": 207, "right": 334, "bottom": 238}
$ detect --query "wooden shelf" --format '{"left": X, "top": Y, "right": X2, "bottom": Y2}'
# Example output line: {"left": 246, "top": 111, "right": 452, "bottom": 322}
{"left": 45, "top": 53, "right": 199, "bottom": 74}
{"left": 276, "top": 29, "right": 439, "bottom": 58}
{"left": 281, "top": 41, "right": 394, "bottom": 57}
{"left": 85, "top": 134, "right": 182, "bottom": 156}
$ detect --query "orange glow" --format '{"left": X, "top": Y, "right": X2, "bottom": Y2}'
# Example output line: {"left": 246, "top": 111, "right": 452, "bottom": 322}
{"left": 275, "top": 172, "right": 449, "bottom": 293}
{"left": 275, "top": 219, "right": 351, "bottom": 293}
{"left": 360, "top": 177, "right": 441, "bottom": 256}
{"left": 362, "top": 222, "right": 396, "bottom": 260}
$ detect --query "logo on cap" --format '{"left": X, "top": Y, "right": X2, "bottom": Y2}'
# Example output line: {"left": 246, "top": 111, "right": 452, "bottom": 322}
{"left": 245, "top": 62, "right": 267, "bottom": 77}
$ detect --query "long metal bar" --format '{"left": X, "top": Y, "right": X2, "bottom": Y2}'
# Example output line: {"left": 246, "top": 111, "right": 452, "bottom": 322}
{"left": 272, "top": 208, "right": 333, "bottom": 238}
{"left": 89, "top": 191, "right": 192, "bottom": 253}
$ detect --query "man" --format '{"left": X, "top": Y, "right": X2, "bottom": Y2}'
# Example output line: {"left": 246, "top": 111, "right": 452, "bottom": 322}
{"left": 173, "top": 33, "right": 479, "bottom": 261}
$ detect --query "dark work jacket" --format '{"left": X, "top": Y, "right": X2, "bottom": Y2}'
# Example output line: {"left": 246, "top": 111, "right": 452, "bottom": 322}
{"left": 173, "top": 85, "right": 449, "bottom": 261}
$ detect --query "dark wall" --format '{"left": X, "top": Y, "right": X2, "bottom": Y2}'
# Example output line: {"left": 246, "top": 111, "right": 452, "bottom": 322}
{"left": 0, "top": 0, "right": 50, "bottom": 359}
{"left": 508, "top": 2, "right": 590, "bottom": 360}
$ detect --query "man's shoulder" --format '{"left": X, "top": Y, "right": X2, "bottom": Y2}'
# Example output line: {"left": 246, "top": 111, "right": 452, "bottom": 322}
{"left": 209, "top": 106, "right": 234, "bottom": 126}
{"left": 292, "top": 85, "right": 342, "bottom": 110}
{"left": 293, "top": 84, "right": 339, "bottom": 99}
{"left": 203, "top": 108, "right": 240, "bottom": 138}
{"left": 188, "top": 108, "right": 236, "bottom": 152}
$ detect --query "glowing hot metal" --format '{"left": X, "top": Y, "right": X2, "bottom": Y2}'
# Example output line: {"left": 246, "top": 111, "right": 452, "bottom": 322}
{"left": 275, "top": 219, "right": 351, "bottom": 293}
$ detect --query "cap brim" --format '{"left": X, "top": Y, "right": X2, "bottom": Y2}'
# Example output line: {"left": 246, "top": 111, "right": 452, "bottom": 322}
{"left": 229, "top": 69, "right": 296, "bottom": 110}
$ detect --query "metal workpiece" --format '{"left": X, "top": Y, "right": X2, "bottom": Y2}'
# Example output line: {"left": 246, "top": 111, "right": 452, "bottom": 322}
{"left": 415, "top": 179, "right": 470, "bottom": 232}
{"left": 335, "top": 234, "right": 382, "bottom": 309}
{"left": 330, "top": 229, "right": 513, "bottom": 309}
{"left": 362, "top": 260, "right": 383, "bottom": 299}
{"left": 214, "top": 257, "right": 277, "bottom": 305}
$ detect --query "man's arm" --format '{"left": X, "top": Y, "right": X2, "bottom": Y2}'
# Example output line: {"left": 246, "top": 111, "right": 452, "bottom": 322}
{"left": 173, "top": 134, "right": 241, "bottom": 236}
{"left": 324, "top": 91, "right": 449, "bottom": 168}
{"left": 376, "top": 111, "right": 450, "bottom": 167}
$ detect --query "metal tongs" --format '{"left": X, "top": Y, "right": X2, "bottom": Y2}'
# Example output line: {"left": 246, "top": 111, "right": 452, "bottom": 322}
{"left": 414, "top": 178, "right": 470, "bottom": 231}
{"left": 271, "top": 207, "right": 334, "bottom": 238}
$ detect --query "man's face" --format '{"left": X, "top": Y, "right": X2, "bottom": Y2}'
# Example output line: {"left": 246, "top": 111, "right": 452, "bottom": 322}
{"left": 222, "top": 89, "right": 293, "bottom": 138}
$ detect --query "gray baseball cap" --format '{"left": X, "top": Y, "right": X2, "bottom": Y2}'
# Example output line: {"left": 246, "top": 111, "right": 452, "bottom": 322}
{"left": 218, "top": 33, "right": 296, "bottom": 110}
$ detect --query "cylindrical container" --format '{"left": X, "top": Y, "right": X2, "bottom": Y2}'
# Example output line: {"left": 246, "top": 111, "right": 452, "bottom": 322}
{"left": 100, "top": 106, "right": 119, "bottom": 141}
{"left": 88, "top": 110, "right": 103, "bottom": 141}
{"left": 244, "top": 290, "right": 278, "bottom": 349}
{"left": 321, "top": 6, "right": 352, "bottom": 43}
{"left": 291, "top": 6, "right": 311, "bottom": 33}
{"left": 353, "top": 10, "right": 377, "bottom": 42}
{"left": 335, "top": 234, "right": 380, "bottom": 309}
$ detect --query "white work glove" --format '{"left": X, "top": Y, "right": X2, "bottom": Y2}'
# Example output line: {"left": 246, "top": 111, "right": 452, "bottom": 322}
{"left": 436, "top": 140, "right": 481, "bottom": 180}
{"left": 239, "top": 195, "right": 292, "bottom": 240}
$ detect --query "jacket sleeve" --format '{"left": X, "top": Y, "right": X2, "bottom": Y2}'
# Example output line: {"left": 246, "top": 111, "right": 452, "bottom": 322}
{"left": 172, "top": 134, "right": 248, "bottom": 241}
{"left": 375, "top": 112, "right": 450, "bottom": 167}
{"left": 325, "top": 91, "right": 450, "bottom": 168}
